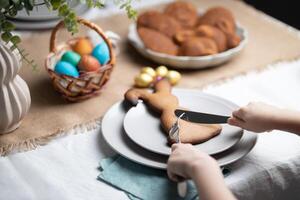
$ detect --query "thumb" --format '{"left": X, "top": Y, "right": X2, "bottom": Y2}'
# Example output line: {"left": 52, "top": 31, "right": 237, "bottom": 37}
{"left": 167, "top": 170, "right": 181, "bottom": 182}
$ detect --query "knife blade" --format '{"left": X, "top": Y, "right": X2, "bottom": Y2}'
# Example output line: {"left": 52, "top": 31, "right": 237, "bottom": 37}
{"left": 175, "top": 109, "right": 230, "bottom": 124}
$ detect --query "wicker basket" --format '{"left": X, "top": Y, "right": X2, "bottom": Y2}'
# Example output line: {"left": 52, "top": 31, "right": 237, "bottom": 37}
{"left": 45, "top": 17, "right": 115, "bottom": 102}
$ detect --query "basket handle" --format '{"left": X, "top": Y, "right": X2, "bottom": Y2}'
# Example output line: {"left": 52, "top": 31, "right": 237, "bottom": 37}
{"left": 49, "top": 17, "right": 115, "bottom": 64}
{"left": 105, "top": 31, "right": 121, "bottom": 56}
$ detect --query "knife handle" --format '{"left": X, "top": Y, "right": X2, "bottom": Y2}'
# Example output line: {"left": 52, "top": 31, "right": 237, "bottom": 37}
{"left": 178, "top": 181, "right": 187, "bottom": 197}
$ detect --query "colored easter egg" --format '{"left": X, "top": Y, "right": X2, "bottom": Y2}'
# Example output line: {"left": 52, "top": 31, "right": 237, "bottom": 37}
{"left": 61, "top": 51, "right": 81, "bottom": 67}
{"left": 54, "top": 61, "right": 79, "bottom": 78}
{"left": 166, "top": 70, "right": 181, "bottom": 85}
{"left": 134, "top": 73, "right": 153, "bottom": 88}
{"left": 73, "top": 38, "right": 93, "bottom": 56}
{"left": 92, "top": 42, "right": 110, "bottom": 65}
{"left": 156, "top": 66, "right": 168, "bottom": 77}
{"left": 78, "top": 55, "right": 101, "bottom": 72}
{"left": 141, "top": 67, "right": 156, "bottom": 78}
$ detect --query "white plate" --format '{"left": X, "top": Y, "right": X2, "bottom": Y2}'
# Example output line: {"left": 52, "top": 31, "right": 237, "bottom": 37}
{"left": 123, "top": 90, "right": 243, "bottom": 156}
{"left": 10, "top": 19, "right": 60, "bottom": 30}
{"left": 127, "top": 23, "right": 248, "bottom": 69}
{"left": 102, "top": 90, "right": 257, "bottom": 169}
{"left": 9, "top": 5, "right": 89, "bottom": 30}
{"left": 13, "top": 1, "right": 85, "bottom": 21}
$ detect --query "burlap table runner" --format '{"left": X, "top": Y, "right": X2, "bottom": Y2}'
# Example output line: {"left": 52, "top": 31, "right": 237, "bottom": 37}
{"left": 1, "top": 0, "right": 300, "bottom": 155}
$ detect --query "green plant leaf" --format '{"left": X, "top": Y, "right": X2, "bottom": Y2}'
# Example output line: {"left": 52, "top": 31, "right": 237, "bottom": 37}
{"left": 68, "top": 12, "right": 75, "bottom": 19}
{"left": 1, "top": 21, "right": 15, "bottom": 32}
{"left": 94, "top": 2, "right": 104, "bottom": 8}
{"left": 43, "top": 0, "right": 51, "bottom": 8}
{"left": 50, "top": 0, "right": 63, "bottom": 10}
{"left": 24, "top": 0, "right": 34, "bottom": 13}
{"left": 0, "top": 0, "right": 10, "bottom": 9}
{"left": 1, "top": 32, "right": 12, "bottom": 42}
{"left": 11, "top": 0, "right": 20, "bottom": 5}
{"left": 8, "top": 7, "right": 18, "bottom": 16}
{"left": 15, "top": 3, "right": 24, "bottom": 10}
{"left": 11, "top": 0, "right": 24, "bottom": 10}
{"left": 58, "top": 4, "right": 69, "bottom": 16}
{"left": 10, "top": 35, "right": 21, "bottom": 44}
{"left": 119, "top": 3, "right": 126, "bottom": 9}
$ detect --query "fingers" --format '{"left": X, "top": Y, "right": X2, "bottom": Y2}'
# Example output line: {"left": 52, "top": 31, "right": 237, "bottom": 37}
{"left": 168, "top": 143, "right": 199, "bottom": 182}
{"left": 167, "top": 171, "right": 183, "bottom": 182}
{"left": 168, "top": 144, "right": 187, "bottom": 182}
{"left": 167, "top": 169, "right": 178, "bottom": 182}
{"left": 167, "top": 160, "right": 187, "bottom": 182}
{"left": 167, "top": 156, "right": 181, "bottom": 182}
{"left": 228, "top": 117, "right": 246, "bottom": 128}
{"left": 171, "top": 143, "right": 179, "bottom": 152}
{"left": 232, "top": 109, "right": 245, "bottom": 119}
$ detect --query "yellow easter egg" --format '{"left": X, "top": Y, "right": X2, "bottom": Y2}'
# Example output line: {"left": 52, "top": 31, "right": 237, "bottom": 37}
{"left": 73, "top": 38, "right": 93, "bottom": 56}
{"left": 141, "top": 67, "right": 156, "bottom": 78}
{"left": 134, "top": 73, "right": 153, "bottom": 88}
{"left": 166, "top": 70, "right": 181, "bottom": 85}
{"left": 156, "top": 66, "right": 168, "bottom": 77}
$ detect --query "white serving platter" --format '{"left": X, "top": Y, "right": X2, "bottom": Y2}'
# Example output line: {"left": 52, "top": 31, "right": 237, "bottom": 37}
{"left": 128, "top": 23, "right": 248, "bottom": 69}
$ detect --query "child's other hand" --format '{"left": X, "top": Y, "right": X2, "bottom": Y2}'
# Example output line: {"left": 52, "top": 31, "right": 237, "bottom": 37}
{"left": 228, "top": 102, "right": 280, "bottom": 132}
{"left": 167, "top": 143, "right": 218, "bottom": 182}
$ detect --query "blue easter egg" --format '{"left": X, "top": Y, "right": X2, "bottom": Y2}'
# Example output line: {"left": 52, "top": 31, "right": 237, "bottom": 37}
{"left": 92, "top": 42, "right": 110, "bottom": 65}
{"left": 54, "top": 61, "right": 79, "bottom": 78}
{"left": 61, "top": 51, "right": 81, "bottom": 67}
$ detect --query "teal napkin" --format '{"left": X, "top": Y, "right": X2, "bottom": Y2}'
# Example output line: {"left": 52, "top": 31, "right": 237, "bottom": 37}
{"left": 98, "top": 155, "right": 199, "bottom": 200}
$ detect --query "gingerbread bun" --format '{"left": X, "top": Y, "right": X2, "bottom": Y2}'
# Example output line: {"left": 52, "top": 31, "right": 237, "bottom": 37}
{"left": 164, "top": 1, "right": 198, "bottom": 28}
{"left": 137, "top": 10, "right": 181, "bottom": 38}
{"left": 198, "top": 7, "right": 241, "bottom": 48}
{"left": 198, "top": 7, "right": 235, "bottom": 34}
{"left": 226, "top": 32, "right": 241, "bottom": 49}
{"left": 196, "top": 25, "right": 227, "bottom": 52}
{"left": 137, "top": 10, "right": 160, "bottom": 27}
{"left": 138, "top": 27, "right": 178, "bottom": 55}
{"left": 173, "top": 30, "right": 196, "bottom": 45}
{"left": 179, "top": 37, "right": 218, "bottom": 56}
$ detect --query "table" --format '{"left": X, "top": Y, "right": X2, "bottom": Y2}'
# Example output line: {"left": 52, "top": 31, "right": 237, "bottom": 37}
{"left": 1, "top": 59, "right": 300, "bottom": 200}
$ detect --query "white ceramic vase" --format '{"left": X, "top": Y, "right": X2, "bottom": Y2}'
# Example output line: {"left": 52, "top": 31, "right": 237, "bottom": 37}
{"left": 0, "top": 43, "right": 31, "bottom": 134}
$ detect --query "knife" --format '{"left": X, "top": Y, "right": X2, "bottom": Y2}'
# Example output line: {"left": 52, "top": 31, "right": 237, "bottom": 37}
{"left": 175, "top": 109, "right": 230, "bottom": 124}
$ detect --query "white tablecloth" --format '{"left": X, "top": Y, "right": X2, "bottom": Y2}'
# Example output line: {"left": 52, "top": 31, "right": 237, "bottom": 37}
{"left": 1, "top": 60, "right": 300, "bottom": 200}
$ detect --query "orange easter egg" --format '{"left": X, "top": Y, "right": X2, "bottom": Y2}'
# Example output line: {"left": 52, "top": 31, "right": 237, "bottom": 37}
{"left": 78, "top": 55, "right": 101, "bottom": 72}
{"left": 73, "top": 38, "right": 93, "bottom": 56}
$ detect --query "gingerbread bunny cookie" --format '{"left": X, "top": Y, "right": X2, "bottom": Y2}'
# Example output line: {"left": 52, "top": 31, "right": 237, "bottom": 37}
{"left": 125, "top": 79, "right": 222, "bottom": 144}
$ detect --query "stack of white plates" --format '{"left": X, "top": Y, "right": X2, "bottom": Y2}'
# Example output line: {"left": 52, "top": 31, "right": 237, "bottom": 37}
{"left": 8, "top": 1, "right": 89, "bottom": 30}
{"left": 102, "top": 88, "right": 257, "bottom": 169}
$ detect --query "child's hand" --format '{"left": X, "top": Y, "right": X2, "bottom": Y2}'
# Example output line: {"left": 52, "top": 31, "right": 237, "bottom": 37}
{"left": 167, "top": 143, "right": 218, "bottom": 182}
{"left": 168, "top": 144, "right": 237, "bottom": 200}
{"left": 228, "top": 102, "right": 281, "bottom": 132}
